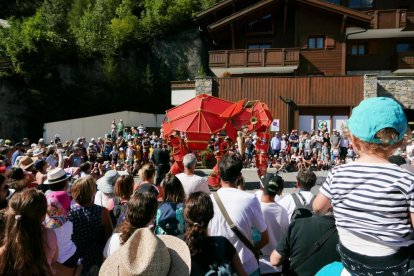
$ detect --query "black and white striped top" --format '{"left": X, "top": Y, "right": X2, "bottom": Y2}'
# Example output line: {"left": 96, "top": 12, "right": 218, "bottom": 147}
{"left": 320, "top": 162, "right": 414, "bottom": 247}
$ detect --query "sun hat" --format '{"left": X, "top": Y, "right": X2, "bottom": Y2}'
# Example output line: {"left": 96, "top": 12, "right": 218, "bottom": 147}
{"left": 33, "top": 148, "right": 43, "bottom": 157}
{"left": 19, "top": 156, "right": 35, "bottom": 170}
{"left": 97, "top": 170, "right": 120, "bottom": 194}
{"left": 45, "top": 191, "right": 72, "bottom": 229}
{"left": 348, "top": 97, "right": 407, "bottom": 144}
{"left": 99, "top": 228, "right": 191, "bottom": 276}
{"left": 44, "top": 167, "right": 71, "bottom": 185}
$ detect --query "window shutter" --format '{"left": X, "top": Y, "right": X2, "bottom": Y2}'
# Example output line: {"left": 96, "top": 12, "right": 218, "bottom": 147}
{"left": 325, "top": 37, "right": 335, "bottom": 50}
{"left": 368, "top": 41, "right": 377, "bottom": 54}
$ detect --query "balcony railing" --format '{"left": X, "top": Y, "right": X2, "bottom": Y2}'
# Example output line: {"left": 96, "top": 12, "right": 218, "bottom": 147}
{"left": 364, "top": 9, "right": 414, "bottom": 29}
{"left": 393, "top": 51, "right": 414, "bottom": 71}
{"left": 209, "top": 48, "right": 300, "bottom": 68}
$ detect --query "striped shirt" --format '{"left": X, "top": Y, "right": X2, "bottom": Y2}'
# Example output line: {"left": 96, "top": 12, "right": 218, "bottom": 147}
{"left": 320, "top": 162, "right": 414, "bottom": 248}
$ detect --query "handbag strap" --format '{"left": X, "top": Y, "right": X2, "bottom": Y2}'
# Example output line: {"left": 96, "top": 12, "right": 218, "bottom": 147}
{"left": 294, "top": 225, "right": 337, "bottom": 270}
{"left": 212, "top": 192, "right": 258, "bottom": 256}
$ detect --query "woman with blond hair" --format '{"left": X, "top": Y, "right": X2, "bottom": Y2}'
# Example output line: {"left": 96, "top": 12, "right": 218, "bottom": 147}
{"left": 69, "top": 176, "right": 113, "bottom": 275}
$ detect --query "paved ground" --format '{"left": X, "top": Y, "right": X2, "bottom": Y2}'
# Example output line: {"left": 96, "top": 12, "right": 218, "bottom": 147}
{"left": 194, "top": 168, "right": 328, "bottom": 194}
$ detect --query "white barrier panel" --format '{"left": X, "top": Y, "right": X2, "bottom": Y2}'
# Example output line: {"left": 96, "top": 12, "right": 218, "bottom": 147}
{"left": 43, "top": 111, "right": 164, "bottom": 142}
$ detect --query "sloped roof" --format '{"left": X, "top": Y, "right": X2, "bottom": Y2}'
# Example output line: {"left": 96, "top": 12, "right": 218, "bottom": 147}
{"left": 206, "top": 0, "right": 371, "bottom": 31}
{"left": 208, "top": 0, "right": 280, "bottom": 31}
{"left": 196, "top": 0, "right": 235, "bottom": 19}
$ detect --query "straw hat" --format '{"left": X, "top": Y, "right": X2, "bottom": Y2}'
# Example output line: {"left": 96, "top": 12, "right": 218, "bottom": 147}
{"left": 99, "top": 228, "right": 191, "bottom": 276}
{"left": 44, "top": 168, "right": 70, "bottom": 185}
{"left": 19, "top": 156, "right": 35, "bottom": 170}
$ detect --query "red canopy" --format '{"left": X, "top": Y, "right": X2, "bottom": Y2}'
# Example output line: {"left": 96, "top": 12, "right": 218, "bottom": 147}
{"left": 163, "top": 94, "right": 236, "bottom": 150}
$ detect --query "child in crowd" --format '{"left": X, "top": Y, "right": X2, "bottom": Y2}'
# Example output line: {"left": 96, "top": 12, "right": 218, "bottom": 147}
{"left": 313, "top": 97, "right": 414, "bottom": 275}
{"left": 45, "top": 192, "right": 80, "bottom": 273}
{"left": 43, "top": 168, "right": 80, "bottom": 273}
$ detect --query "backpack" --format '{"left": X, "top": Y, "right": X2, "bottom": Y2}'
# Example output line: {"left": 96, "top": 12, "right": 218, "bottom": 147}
{"left": 291, "top": 192, "right": 314, "bottom": 221}
{"left": 110, "top": 197, "right": 127, "bottom": 228}
{"left": 155, "top": 202, "right": 185, "bottom": 236}
{"left": 204, "top": 238, "right": 233, "bottom": 276}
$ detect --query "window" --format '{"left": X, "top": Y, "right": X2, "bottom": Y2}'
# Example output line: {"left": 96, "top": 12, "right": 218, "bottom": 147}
{"left": 247, "top": 43, "right": 272, "bottom": 49}
{"left": 349, "top": 0, "right": 373, "bottom": 8}
{"left": 351, "top": 44, "right": 366, "bottom": 55}
{"left": 396, "top": 43, "right": 414, "bottom": 52}
{"left": 247, "top": 14, "right": 273, "bottom": 33}
{"left": 308, "top": 37, "right": 324, "bottom": 49}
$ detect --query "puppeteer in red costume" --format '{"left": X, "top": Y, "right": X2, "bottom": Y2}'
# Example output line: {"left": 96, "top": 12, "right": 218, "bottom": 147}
{"left": 208, "top": 134, "right": 231, "bottom": 187}
{"left": 255, "top": 132, "right": 270, "bottom": 177}
{"left": 168, "top": 133, "right": 187, "bottom": 175}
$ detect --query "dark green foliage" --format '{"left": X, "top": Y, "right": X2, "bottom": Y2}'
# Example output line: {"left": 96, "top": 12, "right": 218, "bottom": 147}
{"left": 0, "top": 0, "right": 220, "bottom": 138}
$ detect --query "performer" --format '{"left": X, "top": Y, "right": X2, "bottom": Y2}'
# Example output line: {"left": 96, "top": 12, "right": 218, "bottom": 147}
{"left": 208, "top": 133, "right": 230, "bottom": 188}
{"left": 255, "top": 132, "right": 270, "bottom": 177}
{"left": 168, "top": 133, "right": 187, "bottom": 175}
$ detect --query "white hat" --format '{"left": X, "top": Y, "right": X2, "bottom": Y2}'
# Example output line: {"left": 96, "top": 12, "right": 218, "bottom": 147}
{"left": 44, "top": 168, "right": 70, "bottom": 185}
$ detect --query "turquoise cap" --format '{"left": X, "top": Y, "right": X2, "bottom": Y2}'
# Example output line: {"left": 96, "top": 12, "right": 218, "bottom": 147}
{"left": 348, "top": 97, "right": 407, "bottom": 144}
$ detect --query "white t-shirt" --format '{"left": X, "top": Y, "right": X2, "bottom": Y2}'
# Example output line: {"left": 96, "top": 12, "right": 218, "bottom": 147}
{"left": 103, "top": 233, "right": 122, "bottom": 258}
{"left": 277, "top": 191, "right": 315, "bottom": 223}
{"left": 209, "top": 188, "right": 267, "bottom": 274}
{"left": 176, "top": 173, "right": 210, "bottom": 198}
{"left": 259, "top": 201, "right": 289, "bottom": 274}
{"left": 54, "top": 221, "right": 77, "bottom": 263}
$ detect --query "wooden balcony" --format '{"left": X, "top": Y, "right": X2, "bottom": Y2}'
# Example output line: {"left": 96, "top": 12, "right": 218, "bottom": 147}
{"left": 364, "top": 9, "right": 414, "bottom": 29}
{"left": 392, "top": 51, "right": 414, "bottom": 73}
{"left": 209, "top": 48, "right": 300, "bottom": 76}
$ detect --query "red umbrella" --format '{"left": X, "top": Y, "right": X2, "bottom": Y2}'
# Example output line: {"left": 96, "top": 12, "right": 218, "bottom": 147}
{"left": 163, "top": 94, "right": 236, "bottom": 150}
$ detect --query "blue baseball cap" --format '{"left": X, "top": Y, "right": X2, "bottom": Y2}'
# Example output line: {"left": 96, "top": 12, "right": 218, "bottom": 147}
{"left": 348, "top": 97, "right": 407, "bottom": 144}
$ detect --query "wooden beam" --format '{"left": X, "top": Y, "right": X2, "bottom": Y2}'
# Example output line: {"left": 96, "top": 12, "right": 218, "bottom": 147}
{"left": 283, "top": 0, "right": 288, "bottom": 34}
{"left": 341, "top": 15, "right": 347, "bottom": 34}
{"left": 230, "top": 23, "right": 236, "bottom": 50}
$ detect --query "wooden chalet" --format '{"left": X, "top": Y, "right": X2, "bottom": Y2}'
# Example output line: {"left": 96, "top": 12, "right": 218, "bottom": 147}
{"left": 173, "top": 0, "right": 414, "bottom": 132}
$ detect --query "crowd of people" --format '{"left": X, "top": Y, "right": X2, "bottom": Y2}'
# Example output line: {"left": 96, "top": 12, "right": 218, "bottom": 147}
{"left": 0, "top": 97, "right": 413, "bottom": 275}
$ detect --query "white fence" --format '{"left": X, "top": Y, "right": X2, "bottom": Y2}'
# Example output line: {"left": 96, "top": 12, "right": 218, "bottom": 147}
{"left": 43, "top": 111, "right": 165, "bottom": 142}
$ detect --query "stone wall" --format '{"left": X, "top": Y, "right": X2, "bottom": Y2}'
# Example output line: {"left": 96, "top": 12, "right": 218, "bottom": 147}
{"left": 0, "top": 77, "right": 29, "bottom": 140}
{"left": 363, "top": 75, "right": 414, "bottom": 109}
{"left": 195, "top": 77, "right": 213, "bottom": 95}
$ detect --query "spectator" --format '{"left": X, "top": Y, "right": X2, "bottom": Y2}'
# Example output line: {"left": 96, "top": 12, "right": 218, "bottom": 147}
{"left": 258, "top": 173, "right": 289, "bottom": 275}
{"left": 0, "top": 174, "right": 13, "bottom": 210}
{"left": 176, "top": 153, "right": 210, "bottom": 198}
{"left": 100, "top": 227, "right": 191, "bottom": 276}
{"left": 270, "top": 209, "right": 340, "bottom": 276}
{"left": 209, "top": 154, "right": 268, "bottom": 275}
{"left": 0, "top": 189, "right": 58, "bottom": 275}
{"left": 11, "top": 142, "right": 23, "bottom": 166}
{"left": 112, "top": 174, "right": 134, "bottom": 228}
{"left": 184, "top": 192, "right": 247, "bottom": 276}
{"left": 103, "top": 192, "right": 158, "bottom": 258}
{"left": 278, "top": 169, "right": 316, "bottom": 223}
{"left": 135, "top": 163, "right": 159, "bottom": 196}
{"left": 69, "top": 176, "right": 113, "bottom": 275}
{"left": 270, "top": 132, "right": 281, "bottom": 158}
{"left": 95, "top": 170, "right": 121, "bottom": 213}
{"left": 151, "top": 143, "right": 170, "bottom": 186}
{"left": 313, "top": 97, "right": 414, "bottom": 275}
{"left": 44, "top": 187, "right": 80, "bottom": 274}
{"left": 155, "top": 174, "right": 185, "bottom": 236}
